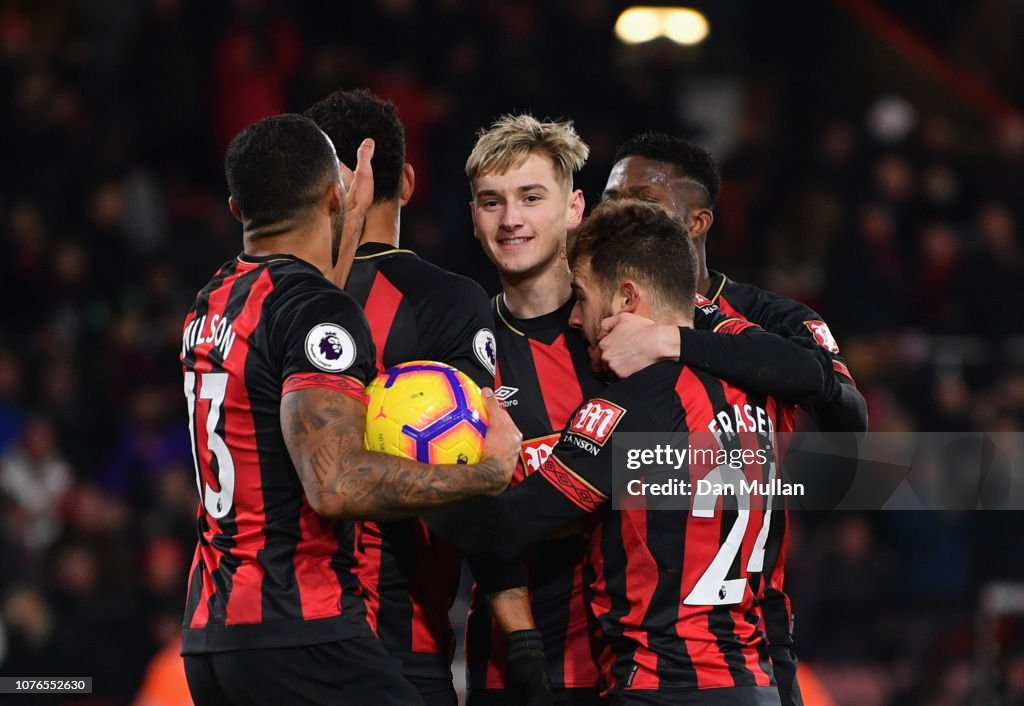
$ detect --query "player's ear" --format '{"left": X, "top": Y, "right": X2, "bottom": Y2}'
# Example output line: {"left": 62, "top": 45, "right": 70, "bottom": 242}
{"left": 619, "top": 280, "right": 641, "bottom": 313}
{"left": 228, "top": 196, "right": 243, "bottom": 223}
{"left": 567, "top": 189, "right": 585, "bottom": 229}
{"left": 399, "top": 163, "right": 415, "bottom": 206}
{"left": 326, "top": 181, "right": 344, "bottom": 216}
{"left": 689, "top": 208, "right": 713, "bottom": 240}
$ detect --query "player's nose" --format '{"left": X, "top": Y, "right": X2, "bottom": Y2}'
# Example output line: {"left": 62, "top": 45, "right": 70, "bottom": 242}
{"left": 568, "top": 301, "right": 583, "bottom": 329}
{"left": 500, "top": 202, "right": 524, "bottom": 230}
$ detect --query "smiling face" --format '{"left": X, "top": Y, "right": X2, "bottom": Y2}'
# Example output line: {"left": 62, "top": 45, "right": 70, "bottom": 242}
{"left": 471, "top": 151, "right": 584, "bottom": 282}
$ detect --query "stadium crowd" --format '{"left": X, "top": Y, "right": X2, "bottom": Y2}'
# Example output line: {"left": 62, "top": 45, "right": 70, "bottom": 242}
{"left": 0, "top": 1, "right": 1022, "bottom": 704}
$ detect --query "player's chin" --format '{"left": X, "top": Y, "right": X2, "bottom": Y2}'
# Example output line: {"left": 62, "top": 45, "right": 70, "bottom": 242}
{"left": 496, "top": 254, "right": 541, "bottom": 278}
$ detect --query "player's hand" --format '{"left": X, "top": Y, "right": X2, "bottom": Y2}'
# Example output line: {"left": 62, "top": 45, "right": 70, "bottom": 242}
{"left": 480, "top": 388, "right": 522, "bottom": 492}
{"left": 596, "top": 313, "right": 677, "bottom": 379}
{"left": 505, "top": 629, "right": 553, "bottom": 706}
{"left": 769, "top": 645, "right": 804, "bottom": 706}
{"left": 789, "top": 336, "right": 839, "bottom": 403}
{"left": 333, "top": 138, "right": 375, "bottom": 287}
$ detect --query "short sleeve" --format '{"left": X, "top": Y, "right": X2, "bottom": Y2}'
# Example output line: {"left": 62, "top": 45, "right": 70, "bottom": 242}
{"left": 416, "top": 276, "right": 496, "bottom": 390}
{"left": 270, "top": 278, "right": 378, "bottom": 387}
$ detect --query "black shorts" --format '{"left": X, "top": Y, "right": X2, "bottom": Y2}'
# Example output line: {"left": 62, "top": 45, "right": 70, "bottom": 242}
{"left": 610, "top": 686, "right": 781, "bottom": 706}
{"left": 406, "top": 675, "right": 458, "bottom": 706}
{"left": 468, "top": 687, "right": 605, "bottom": 705}
{"left": 184, "top": 637, "right": 425, "bottom": 706}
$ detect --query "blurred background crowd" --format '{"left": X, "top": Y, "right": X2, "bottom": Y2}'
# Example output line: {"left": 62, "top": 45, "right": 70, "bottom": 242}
{"left": 0, "top": 0, "right": 1022, "bottom": 704}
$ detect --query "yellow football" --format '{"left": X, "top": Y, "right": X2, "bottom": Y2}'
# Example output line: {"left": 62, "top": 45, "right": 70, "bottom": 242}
{"left": 364, "top": 361, "right": 488, "bottom": 464}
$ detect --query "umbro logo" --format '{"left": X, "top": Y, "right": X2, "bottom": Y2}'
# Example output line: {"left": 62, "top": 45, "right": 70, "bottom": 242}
{"left": 494, "top": 386, "right": 519, "bottom": 407}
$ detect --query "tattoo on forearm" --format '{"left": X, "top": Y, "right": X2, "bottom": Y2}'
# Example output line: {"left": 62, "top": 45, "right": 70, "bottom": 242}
{"left": 283, "top": 388, "right": 503, "bottom": 518}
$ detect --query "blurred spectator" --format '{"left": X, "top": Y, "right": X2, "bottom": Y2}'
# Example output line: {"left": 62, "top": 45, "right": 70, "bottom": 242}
{"left": 101, "top": 386, "right": 192, "bottom": 509}
{"left": 211, "top": 0, "right": 302, "bottom": 152}
{"left": 0, "top": 416, "right": 71, "bottom": 555}
{"left": 0, "top": 349, "right": 25, "bottom": 453}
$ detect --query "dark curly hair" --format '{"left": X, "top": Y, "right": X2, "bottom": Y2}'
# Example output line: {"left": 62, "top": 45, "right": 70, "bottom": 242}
{"left": 305, "top": 89, "right": 406, "bottom": 204}
{"left": 224, "top": 114, "right": 340, "bottom": 228}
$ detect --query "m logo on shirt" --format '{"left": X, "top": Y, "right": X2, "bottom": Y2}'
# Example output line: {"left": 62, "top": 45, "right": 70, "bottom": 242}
{"left": 520, "top": 434, "right": 560, "bottom": 474}
{"left": 568, "top": 399, "right": 626, "bottom": 447}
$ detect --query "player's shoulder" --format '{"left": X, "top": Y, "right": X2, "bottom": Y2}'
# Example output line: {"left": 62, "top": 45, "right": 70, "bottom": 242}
{"left": 409, "top": 256, "right": 488, "bottom": 304}
{"left": 267, "top": 258, "right": 364, "bottom": 319}
{"left": 717, "top": 270, "right": 842, "bottom": 347}
{"left": 369, "top": 247, "right": 488, "bottom": 305}
{"left": 597, "top": 363, "right": 683, "bottom": 424}
{"left": 718, "top": 271, "right": 823, "bottom": 320}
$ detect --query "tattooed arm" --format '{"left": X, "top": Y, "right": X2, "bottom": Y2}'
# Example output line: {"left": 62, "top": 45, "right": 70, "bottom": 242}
{"left": 281, "top": 383, "right": 521, "bottom": 520}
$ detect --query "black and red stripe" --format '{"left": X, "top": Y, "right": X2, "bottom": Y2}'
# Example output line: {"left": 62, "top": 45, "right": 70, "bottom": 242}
{"left": 466, "top": 295, "right": 605, "bottom": 691}
{"left": 181, "top": 255, "right": 373, "bottom": 654}
{"left": 345, "top": 243, "right": 494, "bottom": 679}
{"left": 547, "top": 364, "right": 776, "bottom": 694}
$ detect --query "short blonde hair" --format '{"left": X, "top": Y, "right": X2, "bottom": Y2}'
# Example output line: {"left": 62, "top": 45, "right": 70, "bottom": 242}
{"left": 466, "top": 114, "right": 589, "bottom": 191}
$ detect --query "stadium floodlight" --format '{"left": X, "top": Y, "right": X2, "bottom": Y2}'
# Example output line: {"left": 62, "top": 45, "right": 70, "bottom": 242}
{"left": 664, "top": 8, "right": 709, "bottom": 45}
{"left": 615, "top": 6, "right": 710, "bottom": 46}
{"left": 615, "top": 7, "right": 663, "bottom": 44}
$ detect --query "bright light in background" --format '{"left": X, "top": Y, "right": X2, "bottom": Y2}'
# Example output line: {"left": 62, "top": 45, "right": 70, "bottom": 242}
{"left": 615, "top": 7, "right": 661, "bottom": 44}
{"left": 664, "top": 8, "right": 709, "bottom": 45}
{"left": 615, "top": 6, "right": 710, "bottom": 46}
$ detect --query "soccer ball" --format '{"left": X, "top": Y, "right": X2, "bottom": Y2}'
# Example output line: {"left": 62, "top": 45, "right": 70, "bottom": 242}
{"left": 364, "top": 361, "right": 489, "bottom": 464}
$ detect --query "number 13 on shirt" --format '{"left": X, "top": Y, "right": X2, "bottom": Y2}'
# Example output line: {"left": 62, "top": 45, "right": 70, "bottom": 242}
{"left": 184, "top": 371, "right": 236, "bottom": 518}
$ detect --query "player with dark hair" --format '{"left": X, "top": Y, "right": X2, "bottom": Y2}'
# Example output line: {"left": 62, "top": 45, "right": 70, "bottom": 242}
{"left": 462, "top": 115, "right": 820, "bottom": 706}
{"left": 431, "top": 199, "right": 786, "bottom": 705}
{"left": 305, "top": 89, "right": 545, "bottom": 706}
{"left": 599, "top": 131, "right": 871, "bottom": 706}
{"left": 306, "top": 88, "right": 409, "bottom": 211}
{"left": 179, "top": 114, "right": 521, "bottom": 706}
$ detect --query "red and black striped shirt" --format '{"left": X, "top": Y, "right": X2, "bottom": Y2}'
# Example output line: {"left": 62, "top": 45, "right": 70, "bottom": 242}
{"left": 345, "top": 242, "right": 495, "bottom": 678}
{"left": 180, "top": 253, "right": 377, "bottom": 654}
{"left": 441, "top": 361, "right": 782, "bottom": 701}
{"left": 466, "top": 294, "right": 756, "bottom": 692}
{"left": 465, "top": 295, "right": 606, "bottom": 691}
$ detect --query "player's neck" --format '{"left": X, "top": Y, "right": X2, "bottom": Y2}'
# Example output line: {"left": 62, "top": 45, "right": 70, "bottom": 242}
{"left": 243, "top": 222, "right": 332, "bottom": 276}
{"left": 358, "top": 202, "right": 401, "bottom": 248}
{"left": 500, "top": 259, "right": 572, "bottom": 320}
{"left": 640, "top": 302, "right": 694, "bottom": 331}
{"left": 695, "top": 240, "right": 711, "bottom": 296}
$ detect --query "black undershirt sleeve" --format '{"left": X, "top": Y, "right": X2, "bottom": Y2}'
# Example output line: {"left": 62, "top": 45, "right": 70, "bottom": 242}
{"left": 424, "top": 472, "right": 588, "bottom": 563}
{"left": 678, "top": 327, "right": 823, "bottom": 402}
{"left": 810, "top": 377, "right": 868, "bottom": 432}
